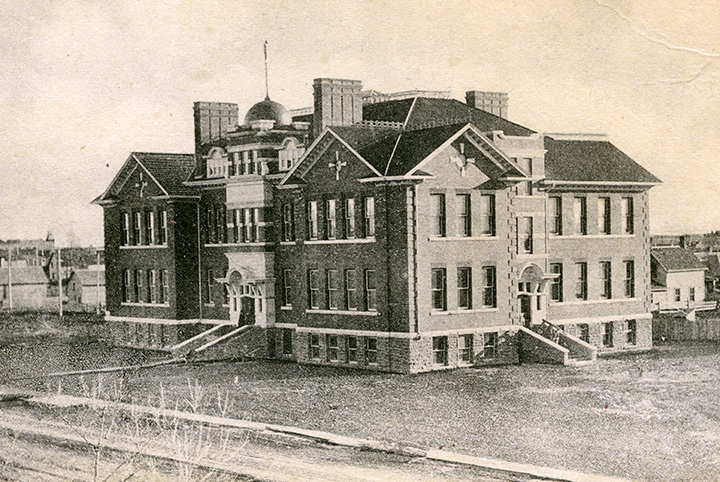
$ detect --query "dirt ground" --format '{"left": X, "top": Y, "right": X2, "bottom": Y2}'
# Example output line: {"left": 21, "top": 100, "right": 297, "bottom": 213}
{"left": 2, "top": 335, "right": 720, "bottom": 481}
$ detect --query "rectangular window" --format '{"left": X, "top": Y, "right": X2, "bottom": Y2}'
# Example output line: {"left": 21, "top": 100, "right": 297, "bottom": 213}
{"left": 122, "top": 270, "right": 131, "bottom": 302}
{"left": 482, "top": 332, "right": 498, "bottom": 358}
{"left": 602, "top": 322, "right": 614, "bottom": 347}
{"left": 225, "top": 208, "right": 235, "bottom": 243}
{"left": 123, "top": 213, "right": 131, "bottom": 245}
{"left": 430, "top": 194, "right": 446, "bottom": 237}
{"left": 431, "top": 268, "right": 447, "bottom": 311}
{"left": 326, "top": 335, "right": 339, "bottom": 362}
{"left": 216, "top": 206, "right": 225, "bottom": 243}
{"left": 549, "top": 197, "right": 562, "bottom": 235}
{"left": 326, "top": 199, "right": 337, "bottom": 239}
{"left": 282, "top": 203, "right": 295, "bottom": 242}
{"left": 134, "top": 212, "right": 142, "bottom": 245}
{"left": 307, "top": 201, "right": 318, "bottom": 239}
{"left": 345, "top": 198, "right": 356, "bottom": 238}
{"left": 159, "top": 269, "right": 169, "bottom": 304}
{"left": 432, "top": 336, "right": 448, "bottom": 366}
{"left": 346, "top": 336, "right": 358, "bottom": 363}
{"left": 135, "top": 269, "right": 143, "bottom": 302}
{"left": 690, "top": 287, "right": 696, "bottom": 302}
{"left": 598, "top": 197, "right": 611, "bottom": 235}
{"left": 518, "top": 158, "right": 533, "bottom": 195}
{"left": 574, "top": 197, "right": 587, "bottom": 235}
{"left": 456, "top": 194, "right": 471, "bottom": 237}
{"left": 674, "top": 288, "right": 681, "bottom": 302}
{"left": 253, "top": 207, "right": 261, "bottom": 242}
{"left": 626, "top": 320, "right": 637, "bottom": 345}
{"left": 364, "top": 197, "right": 375, "bottom": 237}
{"left": 578, "top": 324, "right": 589, "bottom": 343}
{"left": 282, "top": 329, "right": 293, "bottom": 355}
{"left": 365, "top": 337, "right": 378, "bottom": 364}
{"left": 481, "top": 266, "right": 497, "bottom": 308}
{"left": 550, "top": 263, "right": 563, "bottom": 302}
{"left": 365, "top": 269, "right": 377, "bottom": 311}
{"left": 207, "top": 207, "right": 216, "bottom": 243}
{"left": 205, "top": 269, "right": 214, "bottom": 304}
{"left": 345, "top": 269, "right": 358, "bottom": 310}
{"left": 622, "top": 197, "right": 634, "bottom": 234}
{"left": 575, "top": 262, "right": 587, "bottom": 300}
{"left": 145, "top": 211, "right": 155, "bottom": 245}
{"left": 309, "top": 334, "right": 320, "bottom": 360}
{"left": 479, "top": 194, "right": 496, "bottom": 236}
{"left": 600, "top": 261, "right": 612, "bottom": 299}
{"left": 327, "top": 270, "right": 339, "bottom": 309}
{"left": 233, "top": 209, "right": 242, "bottom": 243}
{"left": 147, "top": 269, "right": 156, "bottom": 304}
{"left": 624, "top": 260, "right": 635, "bottom": 298}
{"left": 282, "top": 269, "right": 292, "bottom": 307}
{"left": 518, "top": 216, "right": 533, "bottom": 254}
{"left": 459, "top": 334, "right": 474, "bottom": 364}
{"left": 159, "top": 210, "right": 167, "bottom": 244}
{"left": 457, "top": 267, "right": 472, "bottom": 310}
{"left": 308, "top": 269, "right": 320, "bottom": 309}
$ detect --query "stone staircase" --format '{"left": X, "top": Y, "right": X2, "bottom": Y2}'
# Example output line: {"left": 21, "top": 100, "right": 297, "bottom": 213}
{"left": 518, "top": 320, "right": 597, "bottom": 366}
{"left": 168, "top": 324, "right": 237, "bottom": 359}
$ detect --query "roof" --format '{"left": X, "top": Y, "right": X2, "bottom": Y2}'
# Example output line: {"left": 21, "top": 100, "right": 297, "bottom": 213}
{"left": 132, "top": 152, "right": 197, "bottom": 195}
{"left": 652, "top": 247, "right": 706, "bottom": 272}
{"left": 244, "top": 98, "right": 292, "bottom": 126}
{"left": 72, "top": 270, "right": 105, "bottom": 286}
{"left": 0, "top": 266, "right": 49, "bottom": 285}
{"left": 544, "top": 138, "right": 661, "bottom": 184}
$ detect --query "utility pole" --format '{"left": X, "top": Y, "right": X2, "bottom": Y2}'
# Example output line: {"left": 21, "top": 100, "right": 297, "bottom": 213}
{"left": 96, "top": 250, "right": 100, "bottom": 313}
{"left": 7, "top": 247, "right": 13, "bottom": 311}
{"left": 58, "top": 247, "right": 63, "bottom": 318}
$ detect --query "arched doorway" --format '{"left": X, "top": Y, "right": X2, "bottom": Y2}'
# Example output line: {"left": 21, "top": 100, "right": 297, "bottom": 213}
{"left": 518, "top": 264, "right": 549, "bottom": 327}
{"left": 225, "top": 269, "right": 261, "bottom": 327}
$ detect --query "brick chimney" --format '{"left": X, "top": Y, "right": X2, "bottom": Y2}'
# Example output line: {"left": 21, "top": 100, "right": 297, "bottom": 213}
{"left": 465, "top": 91, "right": 509, "bottom": 119}
{"left": 312, "top": 78, "right": 363, "bottom": 138}
{"left": 193, "top": 101, "right": 239, "bottom": 152}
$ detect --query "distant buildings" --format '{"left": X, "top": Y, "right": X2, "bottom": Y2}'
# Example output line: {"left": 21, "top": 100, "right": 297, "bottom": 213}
{"left": 651, "top": 246, "right": 715, "bottom": 312}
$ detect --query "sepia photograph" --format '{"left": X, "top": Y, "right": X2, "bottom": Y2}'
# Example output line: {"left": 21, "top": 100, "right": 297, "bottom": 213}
{"left": 1, "top": 1, "right": 719, "bottom": 480}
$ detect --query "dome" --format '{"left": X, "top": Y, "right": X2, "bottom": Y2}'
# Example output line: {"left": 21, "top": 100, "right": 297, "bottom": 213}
{"left": 244, "top": 98, "right": 292, "bottom": 126}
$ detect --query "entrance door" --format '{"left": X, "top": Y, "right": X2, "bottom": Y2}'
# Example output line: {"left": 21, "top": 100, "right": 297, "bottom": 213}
{"left": 520, "top": 295, "right": 532, "bottom": 327}
{"left": 239, "top": 296, "right": 255, "bottom": 326}
{"left": 229, "top": 293, "right": 241, "bottom": 325}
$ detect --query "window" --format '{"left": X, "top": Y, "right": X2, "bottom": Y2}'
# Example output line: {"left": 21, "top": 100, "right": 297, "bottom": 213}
{"left": 282, "top": 329, "right": 293, "bottom": 355}
{"left": 674, "top": 288, "right": 681, "bottom": 302}
{"left": 480, "top": 194, "right": 496, "bottom": 236}
{"left": 123, "top": 213, "right": 131, "bottom": 245}
{"left": 457, "top": 267, "right": 472, "bottom": 309}
{"left": 122, "top": 270, "right": 131, "bottom": 302}
{"left": 159, "top": 210, "right": 167, "bottom": 244}
{"left": 243, "top": 208, "right": 254, "bottom": 242}
{"left": 598, "top": 197, "right": 611, "bottom": 235}
{"left": 159, "top": 269, "right": 169, "bottom": 304}
{"left": 345, "top": 198, "right": 356, "bottom": 238}
{"left": 602, "top": 322, "right": 614, "bottom": 347}
{"left": 600, "top": 261, "right": 612, "bottom": 299}
{"left": 134, "top": 212, "right": 142, "bottom": 245}
{"left": 518, "top": 158, "right": 533, "bottom": 195}
{"left": 225, "top": 209, "right": 235, "bottom": 243}
{"left": 433, "top": 336, "right": 448, "bottom": 366}
{"left": 206, "top": 207, "right": 215, "bottom": 243}
{"left": 575, "top": 262, "right": 587, "bottom": 300}
{"left": 549, "top": 197, "right": 562, "bottom": 235}
{"left": 365, "top": 337, "right": 378, "bottom": 364}
{"left": 309, "top": 334, "right": 320, "bottom": 360}
{"left": 572, "top": 324, "right": 588, "bottom": 343}
{"left": 690, "top": 287, "right": 696, "bottom": 302}
{"left": 282, "top": 203, "right": 294, "bottom": 242}
{"left": 482, "top": 332, "right": 498, "bottom": 358}
{"left": 135, "top": 269, "right": 143, "bottom": 302}
{"left": 345, "top": 269, "right": 357, "bottom": 310}
{"left": 430, "top": 194, "right": 446, "bottom": 237}
{"left": 550, "top": 263, "right": 563, "bottom": 302}
{"left": 145, "top": 211, "right": 155, "bottom": 245}
{"left": 518, "top": 217, "right": 533, "bottom": 254}
{"left": 346, "top": 336, "right": 358, "bottom": 363}
{"left": 232, "top": 209, "right": 242, "bottom": 243}
{"left": 307, "top": 201, "right": 318, "bottom": 239}
{"left": 326, "top": 335, "right": 339, "bottom": 362}
{"left": 431, "top": 268, "right": 447, "bottom": 311}
{"left": 364, "top": 197, "right": 375, "bottom": 237}
{"left": 626, "top": 320, "right": 637, "bottom": 345}
{"left": 308, "top": 269, "right": 320, "bottom": 309}
{"left": 459, "top": 334, "right": 474, "bottom": 364}
{"left": 205, "top": 269, "right": 214, "bottom": 304}
{"left": 253, "top": 208, "right": 261, "bottom": 242}
{"left": 481, "top": 266, "right": 497, "bottom": 308}
{"left": 365, "top": 269, "right": 377, "bottom": 311}
{"left": 574, "top": 197, "right": 587, "bottom": 235}
{"left": 622, "top": 197, "right": 634, "bottom": 234}
{"left": 326, "top": 199, "right": 337, "bottom": 239}
{"left": 456, "top": 194, "right": 471, "bottom": 237}
{"left": 147, "top": 269, "right": 156, "bottom": 304}
{"left": 282, "top": 269, "right": 292, "bottom": 307}
{"left": 327, "top": 270, "right": 339, "bottom": 309}
{"left": 624, "top": 260, "right": 635, "bottom": 298}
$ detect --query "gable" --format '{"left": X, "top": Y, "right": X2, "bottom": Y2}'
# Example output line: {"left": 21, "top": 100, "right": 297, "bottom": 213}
{"left": 115, "top": 162, "right": 166, "bottom": 201}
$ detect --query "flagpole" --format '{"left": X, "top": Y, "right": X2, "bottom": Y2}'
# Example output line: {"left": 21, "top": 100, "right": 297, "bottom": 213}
{"left": 58, "top": 247, "right": 63, "bottom": 318}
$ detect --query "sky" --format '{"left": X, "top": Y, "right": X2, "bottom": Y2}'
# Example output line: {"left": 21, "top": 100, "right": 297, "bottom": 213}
{"left": 1, "top": 0, "right": 719, "bottom": 246}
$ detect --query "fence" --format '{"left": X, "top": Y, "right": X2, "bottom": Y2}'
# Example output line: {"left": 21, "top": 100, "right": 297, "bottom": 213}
{"left": 653, "top": 313, "right": 720, "bottom": 341}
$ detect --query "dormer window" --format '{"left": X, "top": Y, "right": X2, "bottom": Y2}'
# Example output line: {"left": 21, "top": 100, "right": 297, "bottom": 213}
{"left": 279, "top": 138, "right": 304, "bottom": 171}
{"left": 206, "top": 148, "right": 228, "bottom": 179}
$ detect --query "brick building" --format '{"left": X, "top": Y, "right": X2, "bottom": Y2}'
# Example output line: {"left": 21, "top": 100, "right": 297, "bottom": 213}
{"left": 93, "top": 77, "right": 660, "bottom": 372}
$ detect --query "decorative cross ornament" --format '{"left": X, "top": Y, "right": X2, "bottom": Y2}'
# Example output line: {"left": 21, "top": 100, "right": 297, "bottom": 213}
{"left": 135, "top": 172, "right": 149, "bottom": 197}
{"left": 328, "top": 151, "right": 347, "bottom": 181}
{"left": 449, "top": 142, "right": 476, "bottom": 177}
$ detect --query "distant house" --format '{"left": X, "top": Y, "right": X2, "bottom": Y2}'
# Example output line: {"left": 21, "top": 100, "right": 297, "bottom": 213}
{"left": 702, "top": 253, "right": 720, "bottom": 293}
{"left": 651, "top": 247, "right": 715, "bottom": 312}
{"left": 67, "top": 270, "right": 106, "bottom": 309}
{"left": 0, "top": 266, "right": 52, "bottom": 309}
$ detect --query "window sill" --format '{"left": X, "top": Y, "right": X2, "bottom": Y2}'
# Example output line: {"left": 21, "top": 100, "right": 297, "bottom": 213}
{"left": 305, "top": 238, "right": 376, "bottom": 245}
{"left": 204, "top": 242, "right": 272, "bottom": 247}
{"left": 550, "top": 298, "right": 638, "bottom": 306}
{"left": 120, "top": 245, "right": 167, "bottom": 249}
{"left": 428, "top": 236, "right": 497, "bottom": 241}
{"left": 430, "top": 308, "right": 498, "bottom": 316}
{"left": 305, "top": 309, "right": 379, "bottom": 317}
{"left": 550, "top": 234, "right": 636, "bottom": 240}
{"left": 121, "top": 302, "right": 169, "bottom": 307}
{"left": 280, "top": 305, "right": 292, "bottom": 311}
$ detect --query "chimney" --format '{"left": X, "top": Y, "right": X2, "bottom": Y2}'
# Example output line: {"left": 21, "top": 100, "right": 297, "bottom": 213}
{"left": 193, "top": 102, "right": 239, "bottom": 153}
{"left": 312, "top": 78, "right": 363, "bottom": 138}
{"left": 465, "top": 91, "right": 509, "bottom": 119}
